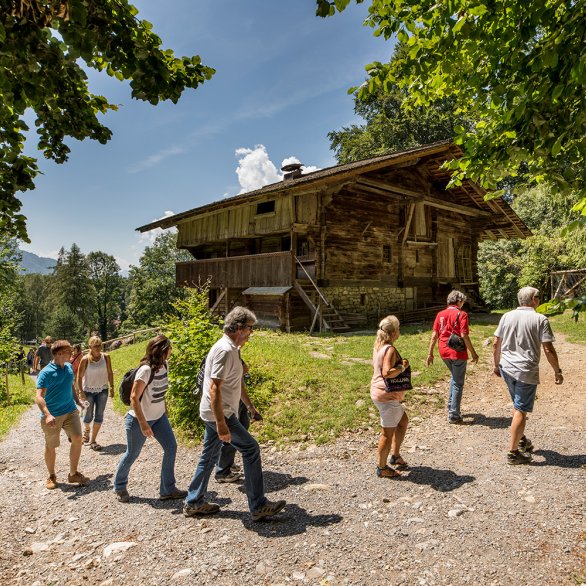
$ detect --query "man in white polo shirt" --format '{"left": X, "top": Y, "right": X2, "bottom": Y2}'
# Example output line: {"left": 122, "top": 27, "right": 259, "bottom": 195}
{"left": 184, "top": 306, "right": 286, "bottom": 521}
{"left": 493, "top": 287, "right": 563, "bottom": 465}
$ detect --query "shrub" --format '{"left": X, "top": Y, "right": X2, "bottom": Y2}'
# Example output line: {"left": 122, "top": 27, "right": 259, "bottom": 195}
{"left": 164, "top": 287, "right": 220, "bottom": 439}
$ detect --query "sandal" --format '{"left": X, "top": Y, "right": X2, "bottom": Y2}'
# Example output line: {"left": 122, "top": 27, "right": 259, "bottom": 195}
{"left": 390, "top": 455, "right": 409, "bottom": 470}
{"left": 89, "top": 442, "right": 102, "bottom": 451}
{"left": 376, "top": 465, "right": 401, "bottom": 479}
{"left": 82, "top": 430, "right": 90, "bottom": 444}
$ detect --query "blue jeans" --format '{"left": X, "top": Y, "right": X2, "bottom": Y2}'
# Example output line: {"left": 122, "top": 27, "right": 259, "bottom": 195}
{"left": 500, "top": 368, "right": 538, "bottom": 413}
{"left": 186, "top": 414, "right": 266, "bottom": 512}
{"left": 114, "top": 413, "right": 179, "bottom": 496}
{"left": 83, "top": 388, "right": 108, "bottom": 424}
{"left": 216, "top": 401, "right": 250, "bottom": 477}
{"left": 442, "top": 359, "right": 467, "bottom": 419}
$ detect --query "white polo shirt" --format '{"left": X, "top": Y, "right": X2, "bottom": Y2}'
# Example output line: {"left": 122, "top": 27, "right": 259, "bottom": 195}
{"left": 199, "top": 335, "right": 243, "bottom": 423}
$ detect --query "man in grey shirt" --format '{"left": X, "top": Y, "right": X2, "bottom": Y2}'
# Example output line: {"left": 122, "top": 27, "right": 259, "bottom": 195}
{"left": 493, "top": 287, "right": 563, "bottom": 464}
{"left": 184, "top": 306, "right": 286, "bottom": 521}
{"left": 34, "top": 336, "right": 53, "bottom": 374}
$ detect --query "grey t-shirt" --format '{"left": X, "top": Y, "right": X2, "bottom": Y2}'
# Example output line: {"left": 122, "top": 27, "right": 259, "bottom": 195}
{"left": 199, "top": 335, "right": 243, "bottom": 423}
{"left": 36, "top": 345, "right": 53, "bottom": 369}
{"left": 494, "top": 307, "right": 555, "bottom": 385}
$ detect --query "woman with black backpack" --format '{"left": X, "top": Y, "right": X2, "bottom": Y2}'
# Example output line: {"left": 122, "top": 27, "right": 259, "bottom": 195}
{"left": 113, "top": 334, "right": 187, "bottom": 503}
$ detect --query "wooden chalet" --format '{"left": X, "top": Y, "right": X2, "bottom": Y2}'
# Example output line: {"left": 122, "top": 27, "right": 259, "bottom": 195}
{"left": 137, "top": 141, "right": 530, "bottom": 332}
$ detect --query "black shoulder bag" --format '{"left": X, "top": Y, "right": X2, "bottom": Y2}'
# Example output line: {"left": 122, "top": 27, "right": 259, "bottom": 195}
{"left": 446, "top": 311, "right": 466, "bottom": 352}
{"left": 380, "top": 345, "right": 412, "bottom": 392}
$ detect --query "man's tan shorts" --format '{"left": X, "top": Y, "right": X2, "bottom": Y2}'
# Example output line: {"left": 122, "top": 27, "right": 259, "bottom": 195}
{"left": 41, "top": 410, "right": 82, "bottom": 448}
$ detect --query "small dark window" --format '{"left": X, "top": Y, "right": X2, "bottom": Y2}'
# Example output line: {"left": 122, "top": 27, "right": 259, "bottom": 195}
{"left": 415, "top": 250, "right": 420, "bottom": 263}
{"left": 382, "top": 245, "right": 391, "bottom": 263}
{"left": 360, "top": 293, "right": 366, "bottom": 306}
{"left": 256, "top": 200, "right": 275, "bottom": 215}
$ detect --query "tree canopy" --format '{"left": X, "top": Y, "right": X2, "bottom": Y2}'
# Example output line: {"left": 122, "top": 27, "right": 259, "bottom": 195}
{"left": 316, "top": 0, "right": 586, "bottom": 222}
{"left": 328, "top": 42, "right": 469, "bottom": 163}
{"left": 125, "top": 231, "right": 191, "bottom": 329}
{"left": 0, "top": 0, "right": 215, "bottom": 241}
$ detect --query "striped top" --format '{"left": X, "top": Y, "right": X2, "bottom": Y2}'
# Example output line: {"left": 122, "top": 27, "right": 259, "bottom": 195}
{"left": 129, "top": 363, "right": 168, "bottom": 421}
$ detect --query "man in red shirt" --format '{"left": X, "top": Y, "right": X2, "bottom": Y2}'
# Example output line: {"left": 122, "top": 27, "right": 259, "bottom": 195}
{"left": 426, "top": 290, "right": 479, "bottom": 423}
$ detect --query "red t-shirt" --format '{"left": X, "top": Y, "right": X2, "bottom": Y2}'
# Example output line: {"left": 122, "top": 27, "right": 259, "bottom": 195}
{"left": 432, "top": 305, "right": 470, "bottom": 360}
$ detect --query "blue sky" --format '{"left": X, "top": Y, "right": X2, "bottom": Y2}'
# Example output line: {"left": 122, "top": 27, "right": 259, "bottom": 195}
{"left": 20, "top": 1, "right": 393, "bottom": 270}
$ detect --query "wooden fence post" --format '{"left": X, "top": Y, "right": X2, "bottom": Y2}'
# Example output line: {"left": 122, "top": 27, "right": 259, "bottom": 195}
{"left": 4, "top": 365, "right": 9, "bottom": 405}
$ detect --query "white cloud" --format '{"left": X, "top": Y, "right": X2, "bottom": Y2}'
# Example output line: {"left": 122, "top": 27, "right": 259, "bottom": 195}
{"left": 137, "top": 210, "right": 177, "bottom": 246}
{"left": 235, "top": 146, "right": 321, "bottom": 193}
{"left": 280, "top": 155, "right": 320, "bottom": 175}
{"left": 128, "top": 146, "right": 185, "bottom": 174}
{"left": 235, "top": 145, "right": 280, "bottom": 194}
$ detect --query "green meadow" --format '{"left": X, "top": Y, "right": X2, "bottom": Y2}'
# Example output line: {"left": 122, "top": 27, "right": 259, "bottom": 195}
{"left": 9, "top": 309, "right": 581, "bottom": 446}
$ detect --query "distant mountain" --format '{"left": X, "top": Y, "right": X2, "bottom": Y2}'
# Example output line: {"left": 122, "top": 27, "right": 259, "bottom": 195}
{"left": 18, "top": 249, "right": 56, "bottom": 275}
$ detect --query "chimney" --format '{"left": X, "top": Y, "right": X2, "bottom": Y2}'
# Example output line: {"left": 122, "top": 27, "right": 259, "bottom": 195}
{"left": 281, "top": 163, "right": 303, "bottom": 180}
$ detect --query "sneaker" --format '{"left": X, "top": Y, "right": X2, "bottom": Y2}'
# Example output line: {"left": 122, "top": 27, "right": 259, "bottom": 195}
{"left": 251, "top": 499, "right": 286, "bottom": 522}
{"left": 116, "top": 489, "right": 130, "bottom": 503}
{"left": 231, "top": 463, "right": 242, "bottom": 473}
{"left": 46, "top": 474, "right": 57, "bottom": 490}
{"left": 183, "top": 502, "right": 220, "bottom": 517}
{"left": 159, "top": 489, "right": 188, "bottom": 501}
{"left": 67, "top": 471, "right": 90, "bottom": 485}
{"left": 448, "top": 417, "right": 463, "bottom": 424}
{"left": 507, "top": 450, "right": 532, "bottom": 465}
{"left": 519, "top": 435, "right": 534, "bottom": 453}
{"left": 215, "top": 471, "right": 242, "bottom": 484}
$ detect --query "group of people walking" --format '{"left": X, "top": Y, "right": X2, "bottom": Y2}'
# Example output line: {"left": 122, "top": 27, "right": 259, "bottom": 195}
{"left": 370, "top": 286, "right": 563, "bottom": 478}
{"left": 33, "top": 286, "right": 562, "bottom": 521}
{"left": 34, "top": 307, "right": 286, "bottom": 522}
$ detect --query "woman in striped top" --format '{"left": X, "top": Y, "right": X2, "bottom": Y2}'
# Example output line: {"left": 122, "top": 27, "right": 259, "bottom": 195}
{"left": 113, "top": 334, "right": 186, "bottom": 503}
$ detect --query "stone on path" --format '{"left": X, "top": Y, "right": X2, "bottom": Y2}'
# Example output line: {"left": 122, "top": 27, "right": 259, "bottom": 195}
{"left": 303, "top": 483, "right": 331, "bottom": 492}
{"left": 103, "top": 541, "right": 136, "bottom": 558}
{"left": 171, "top": 568, "right": 193, "bottom": 579}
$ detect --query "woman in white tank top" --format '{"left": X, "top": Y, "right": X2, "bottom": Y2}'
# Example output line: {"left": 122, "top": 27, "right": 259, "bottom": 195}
{"left": 76, "top": 336, "right": 114, "bottom": 450}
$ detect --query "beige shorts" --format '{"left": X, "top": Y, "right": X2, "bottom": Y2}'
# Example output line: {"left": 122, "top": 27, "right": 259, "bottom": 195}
{"left": 372, "top": 399, "right": 405, "bottom": 428}
{"left": 41, "top": 410, "right": 82, "bottom": 448}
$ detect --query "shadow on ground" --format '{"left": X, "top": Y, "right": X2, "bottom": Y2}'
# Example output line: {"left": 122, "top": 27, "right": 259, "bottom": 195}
{"left": 532, "top": 449, "right": 586, "bottom": 468}
{"left": 180, "top": 503, "right": 343, "bottom": 537}
{"left": 253, "top": 470, "right": 309, "bottom": 493}
{"left": 465, "top": 413, "right": 510, "bottom": 429}
{"left": 96, "top": 443, "right": 126, "bottom": 456}
{"left": 62, "top": 473, "right": 113, "bottom": 500}
{"left": 404, "top": 466, "right": 475, "bottom": 492}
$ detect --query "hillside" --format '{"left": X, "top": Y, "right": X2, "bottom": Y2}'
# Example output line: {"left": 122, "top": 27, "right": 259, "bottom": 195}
{"left": 18, "top": 249, "right": 56, "bottom": 275}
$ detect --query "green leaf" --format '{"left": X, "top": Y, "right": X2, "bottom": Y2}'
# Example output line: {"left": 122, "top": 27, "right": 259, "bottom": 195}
{"left": 551, "top": 135, "right": 563, "bottom": 157}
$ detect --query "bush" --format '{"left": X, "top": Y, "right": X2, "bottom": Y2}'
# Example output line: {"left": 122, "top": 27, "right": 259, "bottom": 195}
{"left": 163, "top": 287, "right": 221, "bottom": 439}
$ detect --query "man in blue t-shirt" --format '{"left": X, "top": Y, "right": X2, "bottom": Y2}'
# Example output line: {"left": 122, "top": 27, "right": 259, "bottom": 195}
{"left": 35, "top": 340, "right": 90, "bottom": 490}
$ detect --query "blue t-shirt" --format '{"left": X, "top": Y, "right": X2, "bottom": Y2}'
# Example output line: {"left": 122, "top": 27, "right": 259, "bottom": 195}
{"left": 36, "top": 362, "right": 76, "bottom": 417}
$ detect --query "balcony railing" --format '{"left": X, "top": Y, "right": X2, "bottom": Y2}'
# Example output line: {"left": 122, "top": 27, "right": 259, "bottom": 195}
{"left": 176, "top": 251, "right": 296, "bottom": 289}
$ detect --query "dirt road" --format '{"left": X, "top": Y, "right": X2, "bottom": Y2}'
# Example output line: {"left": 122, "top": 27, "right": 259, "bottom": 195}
{"left": 0, "top": 336, "right": 584, "bottom": 585}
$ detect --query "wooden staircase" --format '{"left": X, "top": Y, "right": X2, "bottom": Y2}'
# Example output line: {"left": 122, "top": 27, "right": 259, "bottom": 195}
{"left": 292, "top": 260, "right": 350, "bottom": 334}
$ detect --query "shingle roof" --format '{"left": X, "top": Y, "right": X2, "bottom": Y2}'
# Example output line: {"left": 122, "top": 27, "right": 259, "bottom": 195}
{"left": 136, "top": 140, "right": 530, "bottom": 240}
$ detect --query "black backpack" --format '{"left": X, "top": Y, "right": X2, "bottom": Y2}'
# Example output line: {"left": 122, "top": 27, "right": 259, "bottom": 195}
{"left": 193, "top": 354, "right": 208, "bottom": 397}
{"left": 119, "top": 364, "right": 156, "bottom": 406}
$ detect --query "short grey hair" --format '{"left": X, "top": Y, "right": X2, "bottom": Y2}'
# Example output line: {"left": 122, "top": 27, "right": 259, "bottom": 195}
{"left": 223, "top": 306, "right": 257, "bottom": 333}
{"left": 517, "top": 287, "right": 540, "bottom": 307}
{"left": 447, "top": 290, "right": 466, "bottom": 305}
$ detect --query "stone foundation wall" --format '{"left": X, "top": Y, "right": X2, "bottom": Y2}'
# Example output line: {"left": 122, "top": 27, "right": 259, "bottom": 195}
{"left": 323, "top": 286, "right": 415, "bottom": 319}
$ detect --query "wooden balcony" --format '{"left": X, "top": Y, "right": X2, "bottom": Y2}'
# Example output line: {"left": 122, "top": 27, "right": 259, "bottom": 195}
{"left": 176, "top": 251, "right": 296, "bottom": 289}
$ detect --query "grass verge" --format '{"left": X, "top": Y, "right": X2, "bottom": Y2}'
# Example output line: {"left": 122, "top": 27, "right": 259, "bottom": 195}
{"left": 0, "top": 374, "right": 37, "bottom": 440}
{"left": 547, "top": 312, "right": 586, "bottom": 345}
{"left": 31, "top": 313, "right": 499, "bottom": 446}
{"left": 241, "top": 317, "right": 497, "bottom": 446}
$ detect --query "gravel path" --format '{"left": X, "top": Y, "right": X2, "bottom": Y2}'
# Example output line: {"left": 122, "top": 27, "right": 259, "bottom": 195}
{"left": 0, "top": 336, "right": 584, "bottom": 586}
